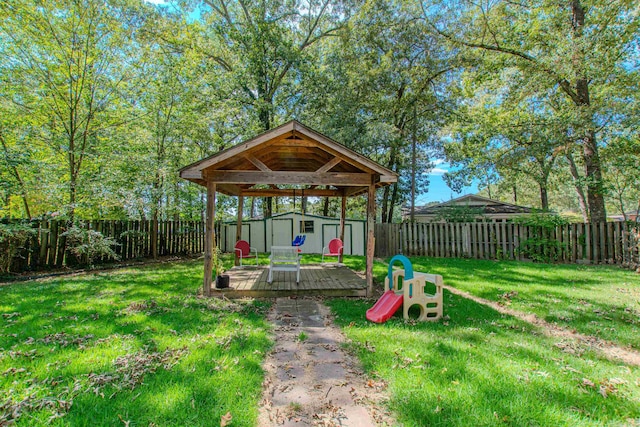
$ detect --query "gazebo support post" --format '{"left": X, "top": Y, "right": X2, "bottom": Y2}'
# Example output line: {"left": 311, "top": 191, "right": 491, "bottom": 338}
{"left": 235, "top": 195, "right": 244, "bottom": 266}
{"left": 366, "top": 183, "right": 376, "bottom": 296}
{"left": 203, "top": 181, "right": 217, "bottom": 297}
{"left": 339, "top": 194, "right": 346, "bottom": 263}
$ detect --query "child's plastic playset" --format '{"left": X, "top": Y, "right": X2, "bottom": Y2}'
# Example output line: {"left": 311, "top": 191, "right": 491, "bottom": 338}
{"left": 366, "top": 255, "right": 443, "bottom": 323}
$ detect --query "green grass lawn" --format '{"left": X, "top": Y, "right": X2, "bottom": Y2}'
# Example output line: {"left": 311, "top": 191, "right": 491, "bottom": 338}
{"left": 327, "top": 256, "right": 640, "bottom": 426}
{"left": 0, "top": 257, "right": 271, "bottom": 426}
{"left": 405, "top": 257, "right": 640, "bottom": 350}
{"left": 2, "top": 254, "right": 638, "bottom": 426}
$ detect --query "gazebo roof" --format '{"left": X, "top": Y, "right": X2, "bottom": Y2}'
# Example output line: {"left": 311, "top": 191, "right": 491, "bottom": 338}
{"left": 179, "top": 120, "right": 398, "bottom": 197}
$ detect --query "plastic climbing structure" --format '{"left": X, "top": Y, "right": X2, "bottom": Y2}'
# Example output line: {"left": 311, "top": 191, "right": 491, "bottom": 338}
{"left": 366, "top": 255, "right": 444, "bottom": 323}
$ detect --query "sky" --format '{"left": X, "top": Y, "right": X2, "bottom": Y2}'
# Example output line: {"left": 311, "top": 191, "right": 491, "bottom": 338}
{"left": 417, "top": 160, "right": 479, "bottom": 205}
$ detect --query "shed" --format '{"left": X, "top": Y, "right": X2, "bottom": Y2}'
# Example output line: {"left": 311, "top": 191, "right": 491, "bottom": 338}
{"left": 220, "top": 212, "right": 366, "bottom": 256}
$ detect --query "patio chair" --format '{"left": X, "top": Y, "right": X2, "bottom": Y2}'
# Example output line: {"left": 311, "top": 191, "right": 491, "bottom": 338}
{"left": 234, "top": 240, "right": 258, "bottom": 267}
{"left": 292, "top": 234, "right": 306, "bottom": 253}
{"left": 322, "top": 238, "right": 343, "bottom": 262}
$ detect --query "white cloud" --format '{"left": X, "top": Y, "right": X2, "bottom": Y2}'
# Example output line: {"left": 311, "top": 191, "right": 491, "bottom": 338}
{"left": 144, "top": 0, "right": 167, "bottom": 4}
{"left": 430, "top": 167, "right": 448, "bottom": 175}
{"left": 432, "top": 159, "right": 446, "bottom": 166}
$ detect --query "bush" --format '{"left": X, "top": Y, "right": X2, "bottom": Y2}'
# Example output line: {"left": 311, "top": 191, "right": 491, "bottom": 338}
{"left": 433, "top": 205, "right": 486, "bottom": 223}
{"left": 0, "top": 222, "right": 36, "bottom": 273}
{"left": 61, "top": 226, "right": 120, "bottom": 266}
{"left": 514, "top": 211, "right": 568, "bottom": 263}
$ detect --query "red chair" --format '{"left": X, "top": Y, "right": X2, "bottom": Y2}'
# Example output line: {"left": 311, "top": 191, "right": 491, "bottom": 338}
{"left": 234, "top": 240, "right": 258, "bottom": 266}
{"left": 322, "top": 238, "right": 343, "bottom": 263}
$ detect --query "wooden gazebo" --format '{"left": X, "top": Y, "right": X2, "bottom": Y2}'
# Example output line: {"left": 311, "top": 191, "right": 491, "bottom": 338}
{"left": 179, "top": 120, "right": 398, "bottom": 296}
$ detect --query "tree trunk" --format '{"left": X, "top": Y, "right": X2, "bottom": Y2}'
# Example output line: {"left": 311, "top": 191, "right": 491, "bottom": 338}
{"left": 151, "top": 211, "right": 158, "bottom": 259}
{"left": 251, "top": 197, "right": 257, "bottom": 218}
{"left": 381, "top": 185, "right": 390, "bottom": 223}
{"left": 323, "top": 197, "right": 329, "bottom": 216}
{"left": 263, "top": 197, "right": 273, "bottom": 218}
{"left": 539, "top": 184, "right": 549, "bottom": 211}
{"left": 387, "top": 182, "right": 399, "bottom": 223}
{"left": 571, "top": 0, "right": 607, "bottom": 222}
{"left": 582, "top": 130, "right": 606, "bottom": 222}
{"left": 151, "top": 172, "right": 162, "bottom": 259}
{"left": 0, "top": 133, "right": 32, "bottom": 219}
{"left": 200, "top": 191, "right": 205, "bottom": 222}
{"left": 258, "top": 98, "right": 273, "bottom": 219}
{"left": 173, "top": 181, "right": 180, "bottom": 220}
{"left": 69, "top": 173, "right": 77, "bottom": 224}
{"left": 68, "top": 135, "right": 77, "bottom": 224}
{"left": 410, "top": 106, "right": 417, "bottom": 222}
{"left": 7, "top": 165, "right": 30, "bottom": 218}
{"left": 566, "top": 151, "right": 589, "bottom": 222}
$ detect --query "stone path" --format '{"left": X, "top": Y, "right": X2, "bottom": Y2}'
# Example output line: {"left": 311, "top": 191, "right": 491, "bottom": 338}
{"left": 257, "top": 297, "right": 394, "bottom": 426}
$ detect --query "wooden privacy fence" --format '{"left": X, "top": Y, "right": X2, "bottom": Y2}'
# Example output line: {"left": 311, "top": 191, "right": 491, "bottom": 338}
{"left": 7, "top": 219, "right": 212, "bottom": 272}
{"left": 375, "top": 221, "right": 640, "bottom": 267}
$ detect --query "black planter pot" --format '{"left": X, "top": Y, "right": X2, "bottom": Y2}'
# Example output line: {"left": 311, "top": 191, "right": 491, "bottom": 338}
{"left": 215, "top": 274, "right": 230, "bottom": 289}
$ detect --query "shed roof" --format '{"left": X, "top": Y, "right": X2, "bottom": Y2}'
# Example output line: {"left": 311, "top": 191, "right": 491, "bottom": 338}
{"left": 180, "top": 120, "right": 398, "bottom": 197}
{"left": 412, "top": 194, "right": 533, "bottom": 216}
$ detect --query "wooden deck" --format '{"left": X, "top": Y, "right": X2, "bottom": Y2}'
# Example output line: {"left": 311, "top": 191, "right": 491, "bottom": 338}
{"left": 210, "top": 264, "right": 367, "bottom": 298}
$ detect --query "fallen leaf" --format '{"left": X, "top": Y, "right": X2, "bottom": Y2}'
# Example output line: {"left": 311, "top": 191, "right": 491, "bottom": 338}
{"left": 599, "top": 386, "right": 608, "bottom": 398}
{"left": 220, "top": 411, "right": 232, "bottom": 426}
{"left": 582, "top": 378, "right": 596, "bottom": 388}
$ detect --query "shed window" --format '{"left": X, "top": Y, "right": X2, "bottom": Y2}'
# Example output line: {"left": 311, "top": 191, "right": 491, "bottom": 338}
{"left": 300, "top": 220, "right": 314, "bottom": 233}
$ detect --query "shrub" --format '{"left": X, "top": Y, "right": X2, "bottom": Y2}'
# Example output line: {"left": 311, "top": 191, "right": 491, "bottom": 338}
{"left": 433, "top": 205, "right": 486, "bottom": 223}
{"left": 0, "top": 222, "right": 36, "bottom": 273}
{"left": 514, "top": 211, "right": 568, "bottom": 263}
{"left": 61, "top": 226, "right": 120, "bottom": 266}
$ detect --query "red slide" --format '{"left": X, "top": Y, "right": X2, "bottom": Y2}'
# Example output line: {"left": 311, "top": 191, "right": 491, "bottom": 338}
{"left": 366, "top": 290, "right": 403, "bottom": 323}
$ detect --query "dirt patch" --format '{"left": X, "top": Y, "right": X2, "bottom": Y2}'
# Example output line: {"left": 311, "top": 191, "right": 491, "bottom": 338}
{"left": 258, "top": 297, "right": 395, "bottom": 426}
{"left": 444, "top": 285, "right": 640, "bottom": 367}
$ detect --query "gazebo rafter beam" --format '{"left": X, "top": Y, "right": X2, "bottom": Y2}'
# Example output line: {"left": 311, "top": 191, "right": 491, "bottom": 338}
{"left": 203, "top": 170, "right": 372, "bottom": 186}
{"left": 315, "top": 156, "right": 341, "bottom": 173}
{"left": 240, "top": 188, "right": 343, "bottom": 197}
{"left": 246, "top": 155, "right": 272, "bottom": 171}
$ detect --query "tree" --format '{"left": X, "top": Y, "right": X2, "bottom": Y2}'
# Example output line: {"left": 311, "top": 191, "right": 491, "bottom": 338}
{"left": 424, "top": 0, "right": 639, "bottom": 222}
{"left": 444, "top": 85, "right": 564, "bottom": 210}
{"left": 0, "top": 104, "right": 33, "bottom": 219}
{"left": 0, "top": 0, "right": 146, "bottom": 222}
{"left": 186, "top": 0, "right": 353, "bottom": 217}
{"left": 300, "top": 1, "right": 453, "bottom": 222}
{"left": 603, "top": 137, "right": 640, "bottom": 220}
